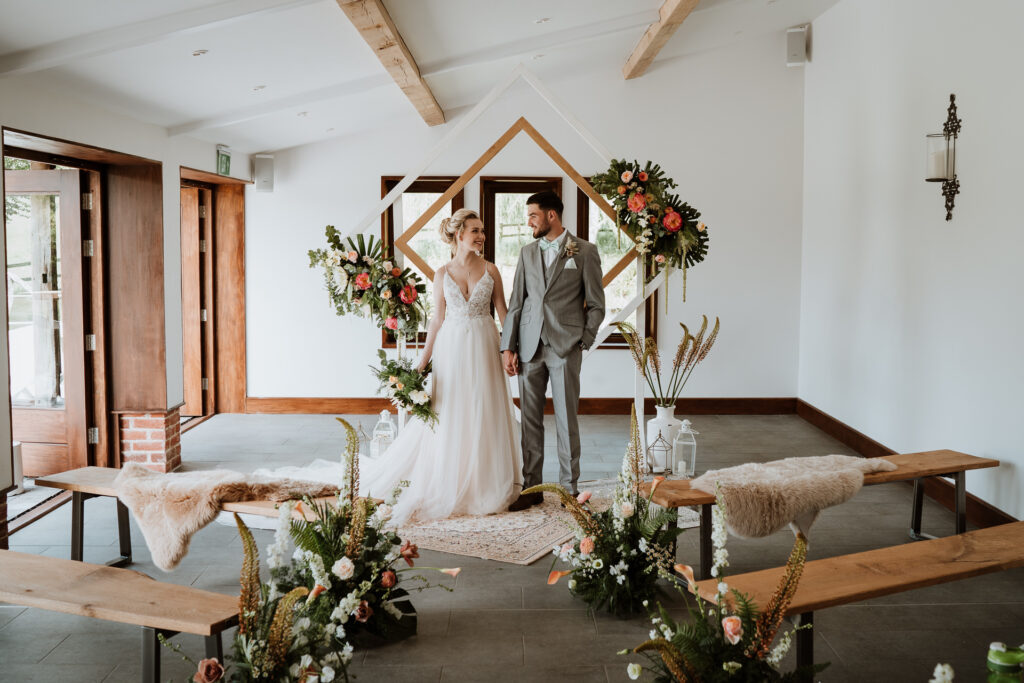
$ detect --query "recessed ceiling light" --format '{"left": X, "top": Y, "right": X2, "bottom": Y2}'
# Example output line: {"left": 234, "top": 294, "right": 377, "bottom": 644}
{"left": 326, "top": 128, "right": 335, "bottom": 133}
{"left": 532, "top": 53, "right": 545, "bottom": 60}
{"left": 252, "top": 85, "right": 266, "bottom": 92}
{"left": 297, "top": 111, "right": 309, "bottom": 117}
{"left": 192, "top": 49, "right": 208, "bottom": 57}
{"left": 534, "top": 17, "right": 550, "bottom": 24}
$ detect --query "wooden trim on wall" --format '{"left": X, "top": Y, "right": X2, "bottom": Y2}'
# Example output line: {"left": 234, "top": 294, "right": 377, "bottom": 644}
{"left": 214, "top": 184, "right": 247, "bottom": 412}
{"left": 180, "top": 166, "right": 252, "bottom": 185}
{"left": 83, "top": 170, "right": 112, "bottom": 468}
{"left": 796, "top": 399, "right": 1016, "bottom": 527}
{"left": 2, "top": 127, "right": 160, "bottom": 167}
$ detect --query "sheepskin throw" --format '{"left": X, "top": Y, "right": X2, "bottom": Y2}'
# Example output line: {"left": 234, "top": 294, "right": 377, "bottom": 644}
{"left": 115, "top": 463, "right": 338, "bottom": 571}
{"left": 690, "top": 454, "right": 897, "bottom": 539}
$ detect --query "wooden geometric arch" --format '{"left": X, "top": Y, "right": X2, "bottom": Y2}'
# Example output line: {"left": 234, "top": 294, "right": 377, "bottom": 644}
{"left": 393, "top": 116, "right": 637, "bottom": 289}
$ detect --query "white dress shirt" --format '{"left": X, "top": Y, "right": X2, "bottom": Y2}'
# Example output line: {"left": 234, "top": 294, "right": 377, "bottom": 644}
{"left": 540, "top": 230, "right": 567, "bottom": 270}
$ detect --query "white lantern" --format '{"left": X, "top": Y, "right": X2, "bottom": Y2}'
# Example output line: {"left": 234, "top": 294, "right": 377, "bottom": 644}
{"left": 370, "top": 410, "right": 397, "bottom": 459}
{"left": 671, "top": 420, "right": 699, "bottom": 478}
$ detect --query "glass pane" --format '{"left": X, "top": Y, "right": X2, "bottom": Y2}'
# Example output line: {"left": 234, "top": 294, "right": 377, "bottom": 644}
{"left": 589, "top": 200, "right": 638, "bottom": 329}
{"left": 6, "top": 191, "right": 65, "bottom": 408}
{"left": 400, "top": 192, "right": 453, "bottom": 324}
{"left": 495, "top": 193, "right": 534, "bottom": 294}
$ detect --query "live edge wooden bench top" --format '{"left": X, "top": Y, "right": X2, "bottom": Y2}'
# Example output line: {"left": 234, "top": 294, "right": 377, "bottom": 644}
{"left": 644, "top": 449, "right": 999, "bottom": 508}
{"left": 35, "top": 465, "right": 336, "bottom": 519}
{"left": 0, "top": 550, "right": 238, "bottom": 636}
{"left": 694, "top": 520, "right": 1024, "bottom": 614}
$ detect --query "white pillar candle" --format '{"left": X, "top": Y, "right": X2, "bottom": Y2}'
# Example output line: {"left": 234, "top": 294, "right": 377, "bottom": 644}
{"left": 927, "top": 147, "right": 947, "bottom": 180}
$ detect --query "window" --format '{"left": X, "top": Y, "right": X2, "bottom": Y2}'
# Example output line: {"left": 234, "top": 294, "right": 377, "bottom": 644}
{"left": 380, "top": 177, "right": 464, "bottom": 346}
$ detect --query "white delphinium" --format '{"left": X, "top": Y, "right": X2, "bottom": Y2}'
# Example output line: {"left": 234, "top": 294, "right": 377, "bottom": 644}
{"left": 638, "top": 537, "right": 648, "bottom": 553}
{"left": 307, "top": 553, "right": 332, "bottom": 590}
{"left": 267, "top": 501, "right": 296, "bottom": 569}
{"left": 710, "top": 500, "right": 730, "bottom": 578}
{"left": 340, "top": 643, "right": 355, "bottom": 664}
{"left": 766, "top": 629, "right": 794, "bottom": 666}
{"left": 717, "top": 581, "right": 729, "bottom": 597}
{"left": 659, "top": 623, "right": 674, "bottom": 639}
{"left": 374, "top": 503, "right": 393, "bottom": 524}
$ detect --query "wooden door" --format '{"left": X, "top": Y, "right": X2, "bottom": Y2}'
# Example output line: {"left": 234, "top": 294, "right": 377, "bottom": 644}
{"left": 4, "top": 169, "right": 88, "bottom": 475}
{"left": 180, "top": 187, "right": 215, "bottom": 417}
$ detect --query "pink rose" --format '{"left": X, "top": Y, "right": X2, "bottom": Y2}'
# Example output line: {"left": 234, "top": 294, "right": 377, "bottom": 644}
{"left": 380, "top": 570, "right": 396, "bottom": 588}
{"left": 662, "top": 210, "right": 682, "bottom": 232}
{"left": 627, "top": 193, "right": 647, "bottom": 213}
{"left": 354, "top": 600, "right": 373, "bottom": 623}
{"left": 385, "top": 317, "right": 398, "bottom": 331}
{"left": 638, "top": 171, "right": 649, "bottom": 181}
{"left": 579, "top": 536, "right": 595, "bottom": 555}
{"left": 193, "top": 658, "right": 225, "bottom": 683}
{"left": 654, "top": 254, "right": 666, "bottom": 264}
{"left": 620, "top": 170, "right": 633, "bottom": 183}
{"left": 400, "top": 540, "right": 419, "bottom": 566}
{"left": 577, "top": 491, "right": 592, "bottom": 504}
{"left": 722, "top": 615, "right": 743, "bottom": 645}
{"left": 354, "top": 272, "right": 372, "bottom": 290}
{"left": 400, "top": 285, "right": 418, "bottom": 304}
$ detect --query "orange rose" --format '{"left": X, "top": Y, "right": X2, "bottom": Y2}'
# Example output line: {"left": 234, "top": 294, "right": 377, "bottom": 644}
{"left": 662, "top": 210, "right": 683, "bottom": 232}
{"left": 617, "top": 185, "right": 627, "bottom": 195}
{"left": 391, "top": 267, "right": 402, "bottom": 277}
{"left": 638, "top": 171, "right": 649, "bottom": 181}
{"left": 380, "top": 570, "right": 396, "bottom": 588}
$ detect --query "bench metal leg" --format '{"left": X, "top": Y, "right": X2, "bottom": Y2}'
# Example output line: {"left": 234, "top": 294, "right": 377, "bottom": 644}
{"left": 112, "top": 499, "right": 133, "bottom": 568}
{"left": 205, "top": 633, "right": 223, "bottom": 661}
{"left": 909, "top": 473, "right": 968, "bottom": 541}
{"left": 954, "top": 471, "right": 967, "bottom": 534}
{"left": 699, "top": 503, "right": 712, "bottom": 580}
{"left": 71, "top": 491, "right": 86, "bottom": 561}
{"left": 667, "top": 509, "right": 679, "bottom": 560}
{"left": 796, "top": 611, "right": 814, "bottom": 675}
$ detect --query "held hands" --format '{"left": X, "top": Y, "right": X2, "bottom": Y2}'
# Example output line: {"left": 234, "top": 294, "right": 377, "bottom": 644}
{"left": 502, "top": 350, "right": 519, "bottom": 377}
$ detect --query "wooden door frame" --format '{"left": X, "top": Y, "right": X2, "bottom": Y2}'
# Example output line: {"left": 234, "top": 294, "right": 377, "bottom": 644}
{"left": 179, "top": 182, "right": 218, "bottom": 419}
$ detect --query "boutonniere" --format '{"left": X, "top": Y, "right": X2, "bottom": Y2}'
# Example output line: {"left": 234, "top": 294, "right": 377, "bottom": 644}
{"left": 563, "top": 238, "right": 579, "bottom": 258}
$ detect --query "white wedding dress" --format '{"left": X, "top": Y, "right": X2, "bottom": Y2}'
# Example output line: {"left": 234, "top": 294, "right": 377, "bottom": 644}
{"left": 360, "top": 270, "right": 523, "bottom": 524}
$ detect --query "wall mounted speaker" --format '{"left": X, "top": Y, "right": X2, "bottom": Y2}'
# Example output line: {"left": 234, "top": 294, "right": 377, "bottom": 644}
{"left": 786, "top": 25, "right": 808, "bottom": 67}
{"left": 253, "top": 154, "right": 274, "bottom": 192}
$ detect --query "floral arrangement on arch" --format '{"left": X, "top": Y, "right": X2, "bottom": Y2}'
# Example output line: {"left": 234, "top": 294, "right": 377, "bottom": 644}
{"left": 620, "top": 491, "right": 827, "bottom": 682}
{"left": 528, "top": 405, "right": 684, "bottom": 617}
{"left": 590, "top": 159, "right": 710, "bottom": 300}
{"left": 370, "top": 349, "right": 437, "bottom": 425}
{"left": 308, "top": 228, "right": 427, "bottom": 337}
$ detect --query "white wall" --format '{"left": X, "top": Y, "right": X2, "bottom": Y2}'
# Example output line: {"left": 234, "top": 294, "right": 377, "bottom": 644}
{"left": 246, "top": 32, "right": 805, "bottom": 399}
{"left": 0, "top": 165, "right": 12, "bottom": 493}
{"left": 0, "top": 74, "right": 250, "bottom": 409}
{"left": 799, "top": 0, "right": 1024, "bottom": 518}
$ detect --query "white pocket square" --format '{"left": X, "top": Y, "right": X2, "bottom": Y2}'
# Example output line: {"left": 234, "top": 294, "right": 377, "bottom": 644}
{"left": 563, "top": 259, "right": 577, "bottom": 270}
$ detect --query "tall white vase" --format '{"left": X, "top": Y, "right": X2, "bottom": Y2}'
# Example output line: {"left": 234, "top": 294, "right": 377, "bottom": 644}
{"left": 646, "top": 405, "right": 683, "bottom": 474}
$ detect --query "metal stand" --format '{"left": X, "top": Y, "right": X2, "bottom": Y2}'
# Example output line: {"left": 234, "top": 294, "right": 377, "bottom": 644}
{"left": 143, "top": 627, "right": 222, "bottom": 683}
{"left": 71, "top": 491, "right": 133, "bottom": 567}
{"left": 908, "top": 471, "right": 966, "bottom": 541}
{"left": 699, "top": 503, "right": 713, "bottom": 579}
{"left": 795, "top": 611, "right": 814, "bottom": 676}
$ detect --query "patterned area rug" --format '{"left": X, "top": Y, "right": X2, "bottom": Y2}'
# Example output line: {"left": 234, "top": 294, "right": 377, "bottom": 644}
{"left": 397, "top": 481, "right": 700, "bottom": 566}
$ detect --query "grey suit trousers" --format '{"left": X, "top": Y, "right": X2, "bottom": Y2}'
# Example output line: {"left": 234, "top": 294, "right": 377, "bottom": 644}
{"left": 518, "top": 341, "right": 582, "bottom": 494}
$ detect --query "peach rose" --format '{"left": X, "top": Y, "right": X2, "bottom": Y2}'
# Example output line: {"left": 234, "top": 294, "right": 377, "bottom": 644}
{"left": 400, "top": 540, "right": 419, "bottom": 566}
{"left": 347, "top": 250, "right": 358, "bottom": 262}
{"left": 697, "top": 222, "right": 706, "bottom": 232}
{"left": 627, "top": 193, "right": 647, "bottom": 213}
{"left": 354, "top": 600, "right": 373, "bottom": 623}
{"left": 638, "top": 171, "right": 649, "bottom": 181}
{"left": 385, "top": 317, "right": 399, "bottom": 331}
{"left": 380, "top": 289, "right": 392, "bottom": 300}
{"left": 380, "top": 570, "right": 396, "bottom": 588}
{"left": 722, "top": 615, "right": 743, "bottom": 645}
{"left": 579, "top": 536, "right": 595, "bottom": 555}
{"left": 621, "top": 170, "right": 634, "bottom": 183}
{"left": 617, "top": 185, "right": 627, "bottom": 195}
{"left": 354, "top": 272, "right": 372, "bottom": 290}
{"left": 662, "top": 210, "right": 683, "bottom": 232}
{"left": 654, "top": 254, "right": 666, "bottom": 264}
{"left": 193, "top": 658, "right": 224, "bottom": 683}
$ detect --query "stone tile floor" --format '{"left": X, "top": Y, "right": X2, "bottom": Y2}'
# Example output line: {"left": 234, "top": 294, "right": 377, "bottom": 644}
{"left": 2, "top": 413, "right": 1021, "bottom": 682}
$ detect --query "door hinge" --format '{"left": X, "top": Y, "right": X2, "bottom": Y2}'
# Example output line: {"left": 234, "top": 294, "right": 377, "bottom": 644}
{"left": 87, "top": 427, "right": 99, "bottom": 444}
{"left": 82, "top": 193, "right": 93, "bottom": 210}
{"left": 199, "top": 205, "right": 207, "bottom": 219}
{"left": 85, "top": 334, "right": 96, "bottom": 351}
{"left": 200, "top": 309, "right": 208, "bottom": 322}
{"left": 202, "top": 377, "right": 209, "bottom": 391}
{"left": 199, "top": 239, "right": 207, "bottom": 253}
{"left": 83, "top": 240, "right": 94, "bottom": 257}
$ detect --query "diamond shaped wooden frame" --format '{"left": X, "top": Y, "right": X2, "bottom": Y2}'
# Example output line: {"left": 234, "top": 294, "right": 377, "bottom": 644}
{"left": 393, "top": 116, "right": 636, "bottom": 289}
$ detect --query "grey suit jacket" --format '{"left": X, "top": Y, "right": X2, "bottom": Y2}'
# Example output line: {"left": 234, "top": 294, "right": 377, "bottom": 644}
{"left": 500, "top": 234, "right": 605, "bottom": 362}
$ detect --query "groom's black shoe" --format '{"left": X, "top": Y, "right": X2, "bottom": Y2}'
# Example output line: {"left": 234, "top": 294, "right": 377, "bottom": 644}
{"left": 508, "top": 492, "right": 543, "bottom": 512}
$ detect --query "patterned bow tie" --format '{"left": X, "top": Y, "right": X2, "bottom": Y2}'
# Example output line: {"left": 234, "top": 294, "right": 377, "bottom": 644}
{"left": 538, "top": 239, "right": 560, "bottom": 253}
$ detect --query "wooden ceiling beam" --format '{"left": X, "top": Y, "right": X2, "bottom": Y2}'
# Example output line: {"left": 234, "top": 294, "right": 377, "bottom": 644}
{"left": 622, "top": 0, "right": 701, "bottom": 80}
{"left": 335, "top": 0, "right": 445, "bottom": 127}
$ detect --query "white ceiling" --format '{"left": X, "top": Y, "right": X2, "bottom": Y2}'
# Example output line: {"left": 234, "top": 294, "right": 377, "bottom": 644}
{"left": 0, "top": 0, "right": 838, "bottom": 154}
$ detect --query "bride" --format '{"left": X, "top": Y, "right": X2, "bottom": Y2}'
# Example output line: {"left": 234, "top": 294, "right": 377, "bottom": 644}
{"left": 359, "top": 208, "right": 523, "bottom": 524}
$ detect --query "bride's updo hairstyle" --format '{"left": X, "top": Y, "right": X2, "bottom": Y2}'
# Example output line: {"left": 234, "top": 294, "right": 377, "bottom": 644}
{"left": 439, "top": 208, "right": 481, "bottom": 255}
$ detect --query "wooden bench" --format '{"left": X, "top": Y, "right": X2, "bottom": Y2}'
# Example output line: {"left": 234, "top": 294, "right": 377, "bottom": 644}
{"left": 35, "top": 466, "right": 337, "bottom": 566}
{"left": 644, "top": 449, "right": 999, "bottom": 578}
{"left": 693, "top": 520, "right": 1024, "bottom": 670}
{"left": 0, "top": 549, "right": 238, "bottom": 683}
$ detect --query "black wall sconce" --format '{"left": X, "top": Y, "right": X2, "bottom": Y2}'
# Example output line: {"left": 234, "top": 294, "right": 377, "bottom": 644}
{"left": 925, "top": 93, "right": 961, "bottom": 221}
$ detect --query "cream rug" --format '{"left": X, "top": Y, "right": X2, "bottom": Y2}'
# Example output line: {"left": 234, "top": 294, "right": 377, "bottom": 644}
{"left": 397, "top": 480, "right": 700, "bottom": 566}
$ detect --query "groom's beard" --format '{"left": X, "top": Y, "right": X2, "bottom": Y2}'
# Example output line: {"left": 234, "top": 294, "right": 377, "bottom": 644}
{"left": 531, "top": 217, "right": 551, "bottom": 239}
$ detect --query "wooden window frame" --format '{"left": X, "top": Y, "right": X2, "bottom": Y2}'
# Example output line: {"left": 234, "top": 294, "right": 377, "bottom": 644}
{"left": 577, "top": 185, "right": 657, "bottom": 347}
{"left": 380, "top": 176, "right": 464, "bottom": 348}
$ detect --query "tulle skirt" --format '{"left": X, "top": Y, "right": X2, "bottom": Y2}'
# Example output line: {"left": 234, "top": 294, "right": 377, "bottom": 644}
{"left": 360, "top": 314, "right": 523, "bottom": 524}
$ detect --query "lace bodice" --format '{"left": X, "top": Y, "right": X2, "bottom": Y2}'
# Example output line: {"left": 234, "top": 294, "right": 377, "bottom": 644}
{"left": 444, "top": 269, "right": 493, "bottom": 320}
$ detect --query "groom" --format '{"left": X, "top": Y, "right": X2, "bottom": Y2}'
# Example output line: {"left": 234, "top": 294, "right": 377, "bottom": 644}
{"left": 502, "top": 191, "right": 605, "bottom": 510}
